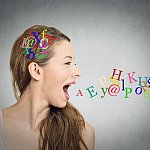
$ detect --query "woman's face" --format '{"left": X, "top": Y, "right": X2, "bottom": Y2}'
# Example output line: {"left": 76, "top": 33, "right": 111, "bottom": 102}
{"left": 41, "top": 40, "right": 80, "bottom": 108}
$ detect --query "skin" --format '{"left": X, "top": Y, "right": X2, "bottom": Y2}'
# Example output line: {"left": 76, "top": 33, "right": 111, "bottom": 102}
{"left": 2, "top": 40, "right": 95, "bottom": 150}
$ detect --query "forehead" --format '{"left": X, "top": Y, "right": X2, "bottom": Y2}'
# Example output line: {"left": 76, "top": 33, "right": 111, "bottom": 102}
{"left": 53, "top": 40, "right": 74, "bottom": 58}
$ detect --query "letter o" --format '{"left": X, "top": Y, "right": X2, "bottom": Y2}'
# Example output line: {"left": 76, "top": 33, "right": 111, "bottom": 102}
{"left": 135, "top": 87, "right": 142, "bottom": 95}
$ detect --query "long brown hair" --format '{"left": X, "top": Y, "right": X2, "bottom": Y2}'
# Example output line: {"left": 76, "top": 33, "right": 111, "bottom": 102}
{"left": 10, "top": 25, "right": 88, "bottom": 150}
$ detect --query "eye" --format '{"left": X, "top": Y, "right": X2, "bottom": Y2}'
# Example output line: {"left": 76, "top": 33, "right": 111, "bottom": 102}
{"left": 65, "top": 62, "right": 71, "bottom": 65}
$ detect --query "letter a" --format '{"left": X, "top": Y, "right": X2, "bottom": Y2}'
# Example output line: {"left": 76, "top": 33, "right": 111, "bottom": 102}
{"left": 76, "top": 89, "right": 83, "bottom": 96}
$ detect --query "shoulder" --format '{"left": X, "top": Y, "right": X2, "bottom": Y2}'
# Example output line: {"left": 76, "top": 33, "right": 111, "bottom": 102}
{"left": 82, "top": 121, "right": 95, "bottom": 150}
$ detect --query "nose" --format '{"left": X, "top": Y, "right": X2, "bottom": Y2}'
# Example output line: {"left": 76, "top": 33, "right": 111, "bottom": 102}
{"left": 72, "top": 65, "right": 81, "bottom": 79}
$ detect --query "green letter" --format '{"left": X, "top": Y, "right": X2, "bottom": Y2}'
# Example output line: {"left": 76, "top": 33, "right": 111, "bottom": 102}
{"left": 86, "top": 86, "right": 98, "bottom": 98}
{"left": 124, "top": 87, "right": 132, "bottom": 98}
{"left": 101, "top": 88, "right": 108, "bottom": 98}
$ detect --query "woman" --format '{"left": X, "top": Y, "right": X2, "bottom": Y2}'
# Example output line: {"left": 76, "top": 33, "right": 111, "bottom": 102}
{"left": 0, "top": 25, "right": 95, "bottom": 150}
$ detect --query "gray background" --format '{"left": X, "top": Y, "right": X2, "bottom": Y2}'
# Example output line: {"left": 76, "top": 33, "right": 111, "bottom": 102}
{"left": 0, "top": 0, "right": 150, "bottom": 150}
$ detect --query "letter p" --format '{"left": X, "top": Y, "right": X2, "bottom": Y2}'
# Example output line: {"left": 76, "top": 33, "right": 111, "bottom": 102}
{"left": 124, "top": 87, "right": 132, "bottom": 98}
{"left": 99, "top": 76, "right": 107, "bottom": 88}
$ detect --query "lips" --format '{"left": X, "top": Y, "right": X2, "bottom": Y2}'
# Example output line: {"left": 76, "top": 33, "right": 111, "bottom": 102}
{"left": 63, "top": 81, "right": 76, "bottom": 100}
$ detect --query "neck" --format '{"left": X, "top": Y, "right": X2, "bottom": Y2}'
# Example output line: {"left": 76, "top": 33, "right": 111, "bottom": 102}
{"left": 12, "top": 83, "right": 50, "bottom": 131}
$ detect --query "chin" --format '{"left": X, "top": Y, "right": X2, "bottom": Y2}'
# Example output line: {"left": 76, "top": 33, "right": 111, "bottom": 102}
{"left": 57, "top": 102, "right": 67, "bottom": 108}
{"left": 53, "top": 100, "right": 68, "bottom": 108}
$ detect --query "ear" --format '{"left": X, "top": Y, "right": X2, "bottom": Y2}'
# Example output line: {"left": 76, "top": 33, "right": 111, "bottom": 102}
{"left": 28, "top": 62, "right": 42, "bottom": 80}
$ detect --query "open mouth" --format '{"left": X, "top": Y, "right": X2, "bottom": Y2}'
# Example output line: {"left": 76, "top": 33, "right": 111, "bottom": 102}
{"left": 63, "top": 81, "right": 76, "bottom": 100}
{"left": 63, "top": 84, "right": 70, "bottom": 100}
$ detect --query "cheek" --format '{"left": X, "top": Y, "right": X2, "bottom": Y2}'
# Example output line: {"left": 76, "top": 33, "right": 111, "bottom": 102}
{"left": 43, "top": 65, "right": 71, "bottom": 90}
{"left": 42, "top": 70, "right": 61, "bottom": 99}
{"left": 43, "top": 67, "right": 64, "bottom": 89}
{"left": 44, "top": 69, "right": 59, "bottom": 85}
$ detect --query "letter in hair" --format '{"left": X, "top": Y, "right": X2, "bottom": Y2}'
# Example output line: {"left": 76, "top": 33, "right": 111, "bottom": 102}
{"left": 35, "top": 48, "right": 46, "bottom": 60}
{"left": 42, "top": 29, "right": 47, "bottom": 40}
{"left": 46, "top": 33, "right": 57, "bottom": 45}
{"left": 32, "top": 32, "right": 41, "bottom": 43}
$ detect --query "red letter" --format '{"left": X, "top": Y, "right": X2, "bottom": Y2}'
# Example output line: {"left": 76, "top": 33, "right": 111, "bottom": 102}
{"left": 111, "top": 68, "right": 123, "bottom": 81}
{"left": 76, "top": 89, "right": 83, "bottom": 96}
{"left": 46, "top": 33, "right": 57, "bottom": 45}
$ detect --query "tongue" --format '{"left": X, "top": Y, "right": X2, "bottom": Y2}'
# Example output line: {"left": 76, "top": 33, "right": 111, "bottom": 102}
{"left": 64, "top": 86, "right": 70, "bottom": 100}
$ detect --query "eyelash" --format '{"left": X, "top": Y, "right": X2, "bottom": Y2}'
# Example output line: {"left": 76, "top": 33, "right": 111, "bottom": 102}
{"left": 65, "top": 62, "right": 71, "bottom": 65}
{"left": 65, "top": 62, "right": 77, "bottom": 65}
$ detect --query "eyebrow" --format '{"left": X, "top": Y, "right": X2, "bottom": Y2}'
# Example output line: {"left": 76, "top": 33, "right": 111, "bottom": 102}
{"left": 64, "top": 56, "right": 75, "bottom": 59}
